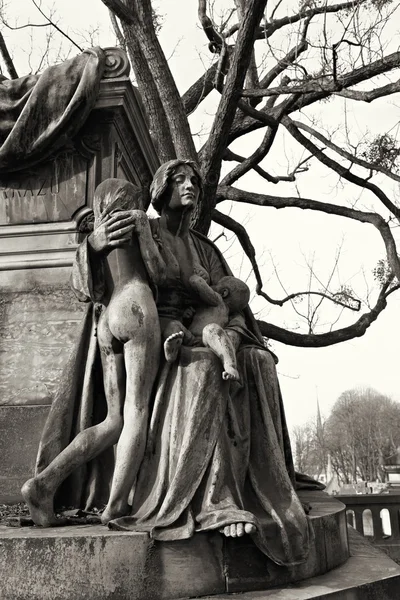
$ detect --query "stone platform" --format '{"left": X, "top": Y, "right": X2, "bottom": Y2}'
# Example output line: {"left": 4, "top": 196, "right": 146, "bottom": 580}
{"left": 203, "top": 528, "right": 400, "bottom": 599}
{"left": 0, "top": 491, "right": 349, "bottom": 600}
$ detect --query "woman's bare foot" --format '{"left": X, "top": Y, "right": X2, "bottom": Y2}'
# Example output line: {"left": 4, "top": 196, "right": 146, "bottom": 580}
{"left": 21, "top": 478, "right": 66, "bottom": 527}
{"left": 219, "top": 522, "right": 256, "bottom": 537}
{"left": 222, "top": 366, "right": 240, "bottom": 381}
{"left": 164, "top": 331, "right": 184, "bottom": 363}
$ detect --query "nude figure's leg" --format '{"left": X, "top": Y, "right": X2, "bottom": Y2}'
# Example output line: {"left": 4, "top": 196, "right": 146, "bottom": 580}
{"left": 163, "top": 319, "right": 194, "bottom": 363}
{"left": 101, "top": 333, "right": 160, "bottom": 524}
{"left": 21, "top": 316, "right": 125, "bottom": 527}
{"left": 202, "top": 323, "right": 240, "bottom": 381}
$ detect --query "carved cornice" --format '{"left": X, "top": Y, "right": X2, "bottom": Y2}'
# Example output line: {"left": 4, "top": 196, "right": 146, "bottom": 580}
{"left": 0, "top": 221, "right": 79, "bottom": 271}
{"left": 95, "top": 78, "right": 159, "bottom": 175}
{"left": 0, "top": 221, "right": 77, "bottom": 237}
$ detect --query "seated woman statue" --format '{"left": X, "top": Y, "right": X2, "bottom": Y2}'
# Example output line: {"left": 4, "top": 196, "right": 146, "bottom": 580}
{"left": 31, "top": 159, "right": 317, "bottom": 567}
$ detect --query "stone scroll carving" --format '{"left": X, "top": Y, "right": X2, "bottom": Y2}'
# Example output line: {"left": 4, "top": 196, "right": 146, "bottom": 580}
{"left": 103, "top": 47, "right": 131, "bottom": 79}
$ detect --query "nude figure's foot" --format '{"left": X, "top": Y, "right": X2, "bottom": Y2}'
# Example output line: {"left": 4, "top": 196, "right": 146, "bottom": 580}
{"left": 219, "top": 522, "right": 256, "bottom": 537}
{"left": 101, "top": 502, "right": 130, "bottom": 525}
{"left": 222, "top": 366, "right": 240, "bottom": 381}
{"left": 21, "top": 478, "right": 66, "bottom": 527}
{"left": 164, "top": 331, "right": 184, "bottom": 363}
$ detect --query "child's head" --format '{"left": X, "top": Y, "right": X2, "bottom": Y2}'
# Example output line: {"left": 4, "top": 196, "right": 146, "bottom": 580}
{"left": 213, "top": 276, "right": 250, "bottom": 312}
{"left": 93, "top": 178, "right": 144, "bottom": 227}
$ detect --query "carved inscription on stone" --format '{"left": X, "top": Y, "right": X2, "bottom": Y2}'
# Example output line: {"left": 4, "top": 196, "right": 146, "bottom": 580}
{"left": 0, "top": 152, "right": 88, "bottom": 225}
{"left": 0, "top": 287, "right": 86, "bottom": 405}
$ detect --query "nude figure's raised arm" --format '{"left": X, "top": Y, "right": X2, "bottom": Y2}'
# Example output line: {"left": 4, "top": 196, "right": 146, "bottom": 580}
{"left": 130, "top": 210, "right": 166, "bottom": 286}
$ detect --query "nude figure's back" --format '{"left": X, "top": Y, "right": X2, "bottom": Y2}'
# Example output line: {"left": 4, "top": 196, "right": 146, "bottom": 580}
{"left": 101, "top": 236, "right": 159, "bottom": 345}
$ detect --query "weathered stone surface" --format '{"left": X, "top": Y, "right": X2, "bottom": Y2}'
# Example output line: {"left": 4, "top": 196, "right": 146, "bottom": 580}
{"left": 0, "top": 406, "right": 49, "bottom": 502}
{"left": 0, "top": 527, "right": 225, "bottom": 600}
{"left": 0, "top": 286, "right": 85, "bottom": 406}
{"left": 0, "top": 151, "right": 88, "bottom": 225}
{"left": 201, "top": 527, "right": 400, "bottom": 600}
{"left": 0, "top": 491, "right": 349, "bottom": 599}
{"left": 225, "top": 491, "right": 348, "bottom": 593}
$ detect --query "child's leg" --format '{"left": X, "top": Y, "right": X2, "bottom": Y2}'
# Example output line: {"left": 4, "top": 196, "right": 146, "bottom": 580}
{"left": 102, "top": 331, "right": 160, "bottom": 523}
{"left": 202, "top": 323, "right": 240, "bottom": 381}
{"left": 162, "top": 319, "right": 195, "bottom": 363}
{"left": 21, "top": 313, "right": 125, "bottom": 527}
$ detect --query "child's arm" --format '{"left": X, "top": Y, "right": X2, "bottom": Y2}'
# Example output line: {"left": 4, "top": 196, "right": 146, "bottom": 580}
{"left": 189, "top": 274, "right": 222, "bottom": 306}
{"left": 131, "top": 210, "right": 166, "bottom": 285}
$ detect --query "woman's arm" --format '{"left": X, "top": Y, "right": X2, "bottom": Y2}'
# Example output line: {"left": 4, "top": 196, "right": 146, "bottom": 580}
{"left": 129, "top": 210, "right": 166, "bottom": 286}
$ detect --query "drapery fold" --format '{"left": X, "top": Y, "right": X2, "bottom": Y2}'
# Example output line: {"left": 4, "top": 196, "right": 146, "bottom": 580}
{"left": 0, "top": 47, "right": 104, "bottom": 172}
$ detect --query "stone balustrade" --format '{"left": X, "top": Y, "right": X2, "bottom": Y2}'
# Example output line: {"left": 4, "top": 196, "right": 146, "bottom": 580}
{"left": 340, "top": 493, "right": 400, "bottom": 562}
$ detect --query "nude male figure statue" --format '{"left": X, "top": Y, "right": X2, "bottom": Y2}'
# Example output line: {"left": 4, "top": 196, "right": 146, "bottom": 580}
{"left": 22, "top": 179, "right": 165, "bottom": 526}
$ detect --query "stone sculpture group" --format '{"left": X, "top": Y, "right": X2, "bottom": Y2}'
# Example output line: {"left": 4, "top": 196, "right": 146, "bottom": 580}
{"left": 20, "top": 158, "right": 315, "bottom": 568}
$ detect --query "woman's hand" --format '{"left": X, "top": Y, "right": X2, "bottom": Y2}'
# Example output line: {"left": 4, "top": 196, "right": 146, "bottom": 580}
{"left": 88, "top": 210, "right": 146, "bottom": 254}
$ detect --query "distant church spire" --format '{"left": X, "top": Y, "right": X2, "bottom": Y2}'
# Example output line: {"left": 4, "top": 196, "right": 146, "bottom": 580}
{"left": 316, "top": 390, "right": 328, "bottom": 482}
{"left": 316, "top": 394, "right": 323, "bottom": 435}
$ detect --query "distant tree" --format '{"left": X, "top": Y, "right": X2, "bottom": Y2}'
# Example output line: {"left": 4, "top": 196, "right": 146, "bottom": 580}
{"left": 293, "top": 418, "right": 327, "bottom": 479}
{"left": 325, "top": 387, "right": 400, "bottom": 483}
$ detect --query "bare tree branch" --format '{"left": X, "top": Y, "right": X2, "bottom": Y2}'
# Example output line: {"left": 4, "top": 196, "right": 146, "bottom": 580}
{"left": 217, "top": 184, "right": 400, "bottom": 282}
{"left": 257, "top": 281, "right": 400, "bottom": 347}
{"left": 229, "top": 50, "right": 400, "bottom": 143}
{"left": 195, "top": 0, "right": 268, "bottom": 234}
{"left": 335, "top": 78, "right": 400, "bottom": 103}
{"left": 281, "top": 115, "right": 400, "bottom": 220}
{"left": 223, "top": 148, "right": 311, "bottom": 184}
{"left": 225, "top": 0, "right": 366, "bottom": 40}
{"left": 293, "top": 120, "right": 400, "bottom": 183}
{"left": 198, "top": 0, "right": 224, "bottom": 53}
{"left": 253, "top": 16, "right": 310, "bottom": 99}
{"left": 0, "top": 31, "right": 18, "bottom": 78}
{"left": 31, "top": 0, "right": 83, "bottom": 52}
{"left": 181, "top": 61, "right": 219, "bottom": 116}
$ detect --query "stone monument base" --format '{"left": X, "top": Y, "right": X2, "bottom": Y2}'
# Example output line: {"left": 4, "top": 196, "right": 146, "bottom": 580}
{"left": 0, "top": 491, "right": 352, "bottom": 600}
{"left": 205, "top": 528, "right": 400, "bottom": 600}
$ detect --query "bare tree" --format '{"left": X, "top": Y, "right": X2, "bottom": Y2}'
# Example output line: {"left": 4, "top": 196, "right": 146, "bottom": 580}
{"left": 293, "top": 417, "right": 327, "bottom": 479}
{"left": 4, "top": 0, "right": 400, "bottom": 348}
{"left": 325, "top": 387, "right": 400, "bottom": 483}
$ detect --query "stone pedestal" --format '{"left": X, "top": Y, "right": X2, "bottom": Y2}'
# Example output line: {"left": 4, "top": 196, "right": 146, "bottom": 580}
{"left": 0, "top": 48, "right": 159, "bottom": 502}
{"left": 0, "top": 491, "right": 350, "bottom": 600}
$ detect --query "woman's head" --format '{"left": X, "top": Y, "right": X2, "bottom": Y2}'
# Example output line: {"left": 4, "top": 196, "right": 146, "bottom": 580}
{"left": 93, "top": 178, "right": 144, "bottom": 227}
{"left": 150, "top": 159, "right": 203, "bottom": 215}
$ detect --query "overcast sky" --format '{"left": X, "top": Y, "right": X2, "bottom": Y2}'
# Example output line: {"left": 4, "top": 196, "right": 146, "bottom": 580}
{"left": 9, "top": 0, "right": 400, "bottom": 430}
